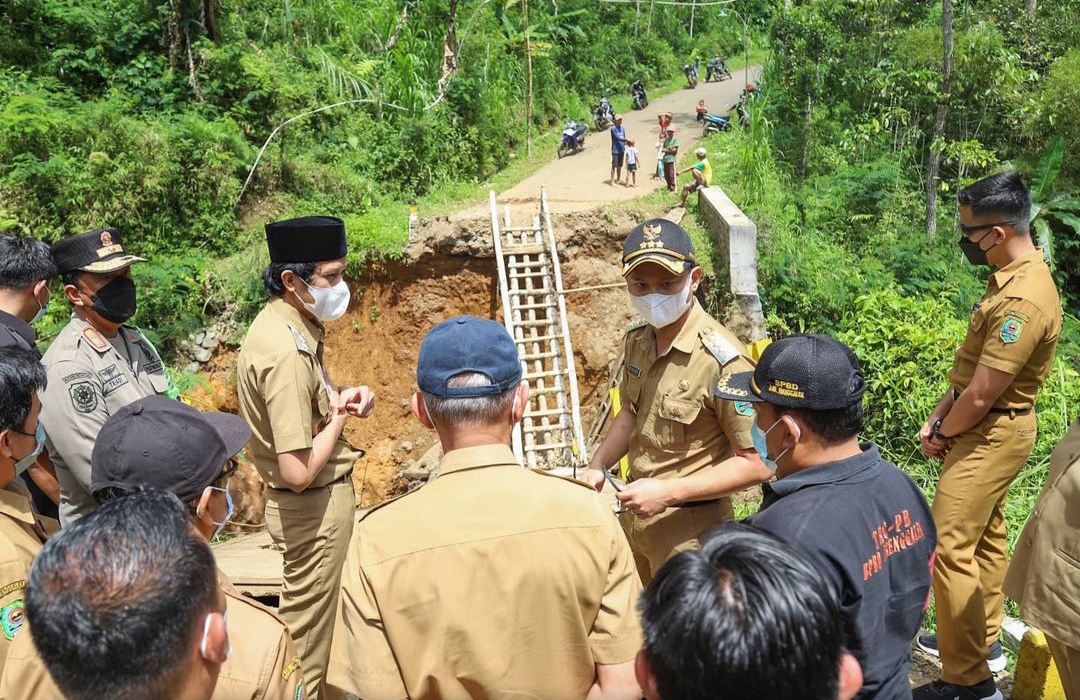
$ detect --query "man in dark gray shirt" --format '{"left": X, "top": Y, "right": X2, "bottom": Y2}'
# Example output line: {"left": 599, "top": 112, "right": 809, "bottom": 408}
{"left": 715, "top": 334, "right": 936, "bottom": 700}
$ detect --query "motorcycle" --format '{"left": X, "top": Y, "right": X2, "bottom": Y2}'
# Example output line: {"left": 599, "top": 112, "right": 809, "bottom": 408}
{"left": 683, "top": 61, "right": 699, "bottom": 89}
{"left": 630, "top": 79, "right": 648, "bottom": 110}
{"left": 592, "top": 95, "right": 614, "bottom": 131}
{"left": 702, "top": 111, "right": 732, "bottom": 136}
{"left": 706, "top": 57, "right": 732, "bottom": 82}
{"left": 558, "top": 120, "right": 589, "bottom": 158}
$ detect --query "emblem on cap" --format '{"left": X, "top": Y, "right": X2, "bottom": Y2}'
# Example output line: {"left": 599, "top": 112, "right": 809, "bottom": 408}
{"left": 100, "top": 230, "right": 113, "bottom": 247}
{"left": 641, "top": 223, "right": 664, "bottom": 250}
{"left": 714, "top": 373, "right": 748, "bottom": 398}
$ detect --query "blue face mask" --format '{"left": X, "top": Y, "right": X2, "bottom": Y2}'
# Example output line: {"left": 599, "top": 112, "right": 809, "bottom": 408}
{"left": 13, "top": 423, "right": 46, "bottom": 476}
{"left": 750, "top": 416, "right": 798, "bottom": 473}
{"left": 198, "top": 484, "right": 234, "bottom": 540}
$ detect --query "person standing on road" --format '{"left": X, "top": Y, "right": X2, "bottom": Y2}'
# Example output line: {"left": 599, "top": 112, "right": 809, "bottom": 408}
{"left": 585, "top": 219, "right": 771, "bottom": 584}
{"left": 328, "top": 316, "right": 643, "bottom": 700}
{"left": 913, "top": 172, "right": 1062, "bottom": 700}
{"left": 661, "top": 128, "right": 679, "bottom": 192}
{"left": 236, "top": 216, "right": 374, "bottom": 700}
{"left": 625, "top": 139, "right": 640, "bottom": 187}
{"left": 611, "top": 114, "right": 627, "bottom": 185}
{"left": 654, "top": 112, "right": 671, "bottom": 180}
{"left": 0, "top": 236, "right": 60, "bottom": 519}
{"left": 1004, "top": 416, "right": 1080, "bottom": 700}
{"left": 40, "top": 229, "right": 177, "bottom": 525}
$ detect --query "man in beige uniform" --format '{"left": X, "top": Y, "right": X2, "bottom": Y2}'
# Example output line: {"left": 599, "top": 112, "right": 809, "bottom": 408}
{"left": 914, "top": 172, "right": 1062, "bottom": 700}
{"left": 1004, "top": 418, "right": 1080, "bottom": 699}
{"left": 586, "top": 219, "right": 770, "bottom": 583}
{"left": 327, "top": 316, "right": 642, "bottom": 700}
{"left": 237, "top": 216, "right": 374, "bottom": 700}
{"left": 0, "top": 348, "right": 57, "bottom": 674}
{"left": 40, "top": 228, "right": 177, "bottom": 524}
{"left": 0, "top": 395, "right": 305, "bottom": 700}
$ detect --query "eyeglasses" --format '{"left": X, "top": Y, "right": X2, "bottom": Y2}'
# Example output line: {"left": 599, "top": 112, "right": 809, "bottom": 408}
{"left": 214, "top": 459, "right": 239, "bottom": 488}
{"left": 958, "top": 220, "right": 1014, "bottom": 237}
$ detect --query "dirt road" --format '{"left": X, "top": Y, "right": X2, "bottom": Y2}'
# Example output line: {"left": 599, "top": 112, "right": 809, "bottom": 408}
{"left": 458, "top": 68, "right": 758, "bottom": 217}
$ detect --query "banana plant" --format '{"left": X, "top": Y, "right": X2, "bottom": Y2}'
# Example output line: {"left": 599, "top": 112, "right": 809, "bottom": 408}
{"left": 1030, "top": 135, "right": 1080, "bottom": 268}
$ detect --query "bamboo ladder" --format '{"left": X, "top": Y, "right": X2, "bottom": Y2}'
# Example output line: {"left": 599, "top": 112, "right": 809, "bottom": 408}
{"left": 489, "top": 187, "right": 587, "bottom": 474}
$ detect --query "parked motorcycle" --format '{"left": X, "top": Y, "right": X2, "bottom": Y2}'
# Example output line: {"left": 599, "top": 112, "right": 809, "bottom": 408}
{"left": 592, "top": 95, "right": 614, "bottom": 131}
{"left": 630, "top": 79, "right": 648, "bottom": 110}
{"left": 706, "top": 56, "right": 732, "bottom": 82}
{"left": 683, "top": 61, "right": 699, "bottom": 89}
{"left": 558, "top": 120, "right": 589, "bottom": 158}
{"left": 702, "top": 111, "right": 731, "bottom": 135}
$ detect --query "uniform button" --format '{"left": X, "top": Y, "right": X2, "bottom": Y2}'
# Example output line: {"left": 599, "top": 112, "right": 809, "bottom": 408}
{"left": 671, "top": 407, "right": 682, "bottom": 417}
{"left": 678, "top": 379, "right": 690, "bottom": 390}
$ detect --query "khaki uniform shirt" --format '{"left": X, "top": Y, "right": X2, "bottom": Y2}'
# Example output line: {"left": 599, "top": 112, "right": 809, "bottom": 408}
{"left": 620, "top": 301, "right": 755, "bottom": 482}
{"left": 327, "top": 444, "right": 643, "bottom": 700}
{"left": 0, "top": 483, "right": 52, "bottom": 673}
{"left": 40, "top": 314, "right": 175, "bottom": 524}
{"left": 236, "top": 298, "right": 358, "bottom": 490}
{"left": 947, "top": 250, "right": 1061, "bottom": 409}
{"left": 1004, "top": 418, "right": 1080, "bottom": 649}
{"left": 0, "top": 569, "right": 305, "bottom": 700}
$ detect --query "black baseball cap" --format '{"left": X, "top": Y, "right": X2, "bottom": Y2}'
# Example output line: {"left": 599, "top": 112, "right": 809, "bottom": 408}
{"left": 51, "top": 228, "right": 146, "bottom": 275}
{"left": 265, "top": 216, "right": 348, "bottom": 264}
{"left": 90, "top": 396, "right": 251, "bottom": 505}
{"left": 621, "top": 219, "right": 697, "bottom": 276}
{"left": 418, "top": 316, "right": 523, "bottom": 398}
{"left": 713, "top": 334, "right": 866, "bottom": 410}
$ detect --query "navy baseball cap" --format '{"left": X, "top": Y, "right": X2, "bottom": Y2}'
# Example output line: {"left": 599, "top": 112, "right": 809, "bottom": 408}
{"left": 417, "top": 316, "right": 523, "bottom": 398}
{"left": 51, "top": 228, "right": 146, "bottom": 275}
{"left": 90, "top": 396, "right": 251, "bottom": 505}
{"left": 621, "top": 219, "right": 697, "bottom": 276}
{"left": 713, "top": 334, "right": 866, "bottom": 410}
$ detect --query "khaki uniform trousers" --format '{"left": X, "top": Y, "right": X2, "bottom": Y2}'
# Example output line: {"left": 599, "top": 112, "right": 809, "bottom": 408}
{"left": 932, "top": 411, "right": 1037, "bottom": 685}
{"left": 266, "top": 479, "right": 355, "bottom": 700}
{"left": 619, "top": 498, "right": 732, "bottom": 585}
{"left": 1048, "top": 637, "right": 1080, "bottom": 700}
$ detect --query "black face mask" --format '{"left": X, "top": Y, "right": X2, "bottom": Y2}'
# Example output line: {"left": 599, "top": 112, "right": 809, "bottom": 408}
{"left": 958, "top": 229, "right": 998, "bottom": 267}
{"left": 85, "top": 276, "right": 137, "bottom": 323}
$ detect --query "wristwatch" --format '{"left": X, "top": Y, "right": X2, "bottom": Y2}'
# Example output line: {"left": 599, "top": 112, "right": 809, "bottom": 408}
{"left": 931, "top": 418, "right": 952, "bottom": 442}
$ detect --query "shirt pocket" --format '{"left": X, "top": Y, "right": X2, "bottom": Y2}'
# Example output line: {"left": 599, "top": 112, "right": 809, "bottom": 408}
{"left": 652, "top": 395, "right": 702, "bottom": 452}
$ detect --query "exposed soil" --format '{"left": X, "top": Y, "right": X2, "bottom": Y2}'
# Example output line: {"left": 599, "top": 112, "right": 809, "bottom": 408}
{"left": 192, "top": 208, "right": 650, "bottom": 523}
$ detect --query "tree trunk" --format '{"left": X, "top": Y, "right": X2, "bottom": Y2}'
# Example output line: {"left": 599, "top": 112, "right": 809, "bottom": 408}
{"left": 1026, "top": 0, "right": 1037, "bottom": 17}
{"left": 647, "top": 0, "right": 654, "bottom": 36}
{"left": 925, "top": 0, "right": 953, "bottom": 239}
{"left": 435, "top": 0, "right": 459, "bottom": 103}
{"left": 202, "top": 0, "right": 220, "bottom": 44}
{"left": 689, "top": 0, "right": 696, "bottom": 39}
{"left": 523, "top": 0, "right": 533, "bottom": 156}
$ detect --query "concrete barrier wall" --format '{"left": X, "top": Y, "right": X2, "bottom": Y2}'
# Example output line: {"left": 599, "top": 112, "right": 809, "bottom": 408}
{"left": 698, "top": 186, "right": 767, "bottom": 342}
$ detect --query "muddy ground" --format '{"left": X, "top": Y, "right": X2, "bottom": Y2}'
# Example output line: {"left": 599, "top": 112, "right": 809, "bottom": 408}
{"left": 192, "top": 207, "right": 656, "bottom": 524}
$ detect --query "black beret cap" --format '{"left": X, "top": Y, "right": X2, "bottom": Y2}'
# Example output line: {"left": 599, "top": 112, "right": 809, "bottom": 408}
{"left": 265, "top": 216, "right": 348, "bottom": 264}
{"left": 51, "top": 228, "right": 146, "bottom": 275}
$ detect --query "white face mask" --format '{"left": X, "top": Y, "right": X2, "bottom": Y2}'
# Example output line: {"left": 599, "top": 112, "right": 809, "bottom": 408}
{"left": 297, "top": 277, "right": 350, "bottom": 322}
{"left": 31, "top": 286, "right": 50, "bottom": 324}
{"left": 628, "top": 276, "right": 694, "bottom": 328}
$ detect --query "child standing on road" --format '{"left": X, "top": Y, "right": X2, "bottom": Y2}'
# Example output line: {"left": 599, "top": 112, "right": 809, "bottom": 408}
{"left": 624, "top": 140, "right": 639, "bottom": 187}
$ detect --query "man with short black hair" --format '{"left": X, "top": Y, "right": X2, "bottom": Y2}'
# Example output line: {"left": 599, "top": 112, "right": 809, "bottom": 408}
{"left": 914, "top": 172, "right": 1062, "bottom": 700}
{"left": 0, "top": 347, "right": 57, "bottom": 674}
{"left": 0, "top": 395, "right": 306, "bottom": 700}
{"left": 637, "top": 522, "right": 864, "bottom": 700}
{"left": 328, "top": 316, "right": 642, "bottom": 700}
{"left": 40, "top": 228, "right": 177, "bottom": 524}
{"left": 236, "top": 216, "right": 374, "bottom": 699}
{"left": 715, "top": 334, "right": 936, "bottom": 700}
{"left": 25, "top": 488, "right": 228, "bottom": 700}
{"left": 0, "top": 235, "right": 60, "bottom": 518}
